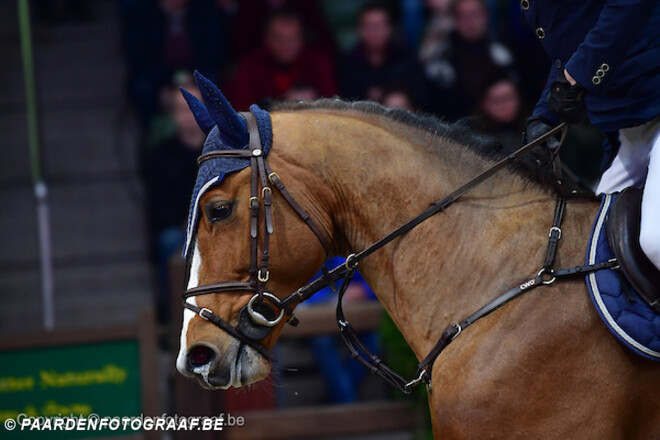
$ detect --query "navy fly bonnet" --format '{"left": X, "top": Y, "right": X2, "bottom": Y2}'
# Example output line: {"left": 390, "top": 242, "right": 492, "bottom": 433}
{"left": 182, "top": 72, "right": 272, "bottom": 257}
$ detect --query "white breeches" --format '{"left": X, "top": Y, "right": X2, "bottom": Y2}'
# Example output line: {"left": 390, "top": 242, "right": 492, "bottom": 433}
{"left": 596, "top": 115, "right": 660, "bottom": 271}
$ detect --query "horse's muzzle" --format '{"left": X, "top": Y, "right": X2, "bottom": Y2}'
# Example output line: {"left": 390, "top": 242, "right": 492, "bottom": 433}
{"left": 181, "top": 341, "right": 269, "bottom": 389}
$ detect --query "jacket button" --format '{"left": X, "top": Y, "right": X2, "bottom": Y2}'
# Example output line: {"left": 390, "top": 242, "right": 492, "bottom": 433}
{"left": 596, "top": 69, "right": 605, "bottom": 78}
{"left": 592, "top": 76, "right": 601, "bottom": 85}
{"left": 536, "top": 27, "right": 545, "bottom": 39}
{"left": 521, "top": 0, "right": 530, "bottom": 10}
{"left": 601, "top": 63, "right": 610, "bottom": 72}
{"left": 555, "top": 59, "right": 562, "bottom": 69}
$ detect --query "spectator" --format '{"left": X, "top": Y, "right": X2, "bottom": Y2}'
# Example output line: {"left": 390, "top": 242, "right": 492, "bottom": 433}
{"left": 303, "top": 257, "right": 380, "bottom": 404}
{"left": 422, "top": 0, "right": 513, "bottom": 119}
{"left": 418, "top": 0, "right": 454, "bottom": 69}
{"left": 142, "top": 72, "right": 205, "bottom": 323}
{"left": 282, "top": 84, "right": 322, "bottom": 102}
{"left": 380, "top": 84, "right": 417, "bottom": 110}
{"left": 230, "top": 0, "right": 336, "bottom": 59}
{"left": 232, "top": 9, "right": 337, "bottom": 110}
{"left": 337, "top": 2, "right": 428, "bottom": 105}
{"left": 120, "top": 0, "right": 223, "bottom": 129}
{"left": 471, "top": 74, "right": 526, "bottom": 152}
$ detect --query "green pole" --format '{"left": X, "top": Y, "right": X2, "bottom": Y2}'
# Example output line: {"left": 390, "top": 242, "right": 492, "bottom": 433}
{"left": 18, "top": 0, "right": 41, "bottom": 182}
{"left": 18, "top": 0, "right": 55, "bottom": 330}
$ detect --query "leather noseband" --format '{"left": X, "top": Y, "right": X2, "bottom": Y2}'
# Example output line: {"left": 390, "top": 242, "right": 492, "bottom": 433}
{"left": 182, "top": 111, "right": 331, "bottom": 361}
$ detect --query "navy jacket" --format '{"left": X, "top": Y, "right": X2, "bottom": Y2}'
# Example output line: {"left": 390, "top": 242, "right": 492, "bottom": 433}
{"left": 522, "top": 0, "right": 660, "bottom": 131}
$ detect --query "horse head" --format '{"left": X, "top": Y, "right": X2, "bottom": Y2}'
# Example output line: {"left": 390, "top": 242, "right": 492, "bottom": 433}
{"left": 176, "top": 73, "right": 330, "bottom": 389}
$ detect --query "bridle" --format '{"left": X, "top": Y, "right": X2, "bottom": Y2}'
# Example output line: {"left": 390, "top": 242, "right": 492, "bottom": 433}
{"left": 183, "top": 114, "right": 618, "bottom": 393}
{"left": 182, "top": 111, "right": 332, "bottom": 361}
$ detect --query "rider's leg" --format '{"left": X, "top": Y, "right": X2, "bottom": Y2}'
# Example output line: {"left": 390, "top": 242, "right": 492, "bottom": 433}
{"left": 597, "top": 116, "right": 660, "bottom": 271}
{"left": 596, "top": 127, "right": 649, "bottom": 194}
{"left": 639, "top": 121, "right": 660, "bottom": 271}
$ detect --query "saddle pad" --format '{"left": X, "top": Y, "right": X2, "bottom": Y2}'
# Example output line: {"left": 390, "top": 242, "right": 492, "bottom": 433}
{"left": 586, "top": 193, "right": 660, "bottom": 361}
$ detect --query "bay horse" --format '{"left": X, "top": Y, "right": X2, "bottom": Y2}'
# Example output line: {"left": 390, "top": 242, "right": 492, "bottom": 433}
{"left": 177, "top": 98, "right": 660, "bottom": 438}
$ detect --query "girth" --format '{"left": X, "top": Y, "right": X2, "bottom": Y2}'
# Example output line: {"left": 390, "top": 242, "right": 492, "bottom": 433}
{"left": 182, "top": 110, "right": 331, "bottom": 361}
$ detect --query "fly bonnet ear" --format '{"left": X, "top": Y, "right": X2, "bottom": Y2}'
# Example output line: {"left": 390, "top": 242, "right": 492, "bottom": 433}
{"left": 193, "top": 71, "right": 248, "bottom": 147}
{"left": 180, "top": 87, "right": 215, "bottom": 135}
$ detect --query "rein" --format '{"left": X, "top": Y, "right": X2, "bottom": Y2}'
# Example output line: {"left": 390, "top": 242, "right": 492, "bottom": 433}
{"left": 183, "top": 114, "right": 618, "bottom": 393}
{"left": 276, "top": 121, "right": 619, "bottom": 394}
{"left": 335, "top": 197, "right": 617, "bottom": 393}
{"left": 279, "top": 122, "right": 571, "bottom": 309}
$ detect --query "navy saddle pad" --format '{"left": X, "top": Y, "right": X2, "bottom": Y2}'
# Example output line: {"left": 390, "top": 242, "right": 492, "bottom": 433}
{"left": 586, "top": 193, "right": 660, "bottom": 361}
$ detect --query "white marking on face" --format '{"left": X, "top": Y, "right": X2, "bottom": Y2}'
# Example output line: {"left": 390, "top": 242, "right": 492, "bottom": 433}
{"left": 176, "top": 243, "right": 202, "bottom": 376}
{"left": 174, "top": 242, "right": 270, "bottom": 388}
{"left": 184, "top": 176, "right": 219, "bottom": 256}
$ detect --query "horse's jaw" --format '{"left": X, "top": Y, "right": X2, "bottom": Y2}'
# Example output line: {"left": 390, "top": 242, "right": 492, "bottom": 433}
{"left": 177, "top": 339, "right": 270, "bottom": 390}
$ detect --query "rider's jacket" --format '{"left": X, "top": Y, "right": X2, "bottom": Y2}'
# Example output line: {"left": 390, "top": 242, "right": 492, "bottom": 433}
{"left": 523, "top": 0, "right": 660, "bottom": 131}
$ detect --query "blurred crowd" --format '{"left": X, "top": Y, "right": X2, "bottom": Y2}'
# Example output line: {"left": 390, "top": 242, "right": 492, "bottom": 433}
{"left": 120, "top": 0, "right": 546, "bottom": 128}
{"left": 116, "top": 0, "right": 564, "bottom": 408}
{"left": 123, "top": 0, "right": 551, "bottom": 321}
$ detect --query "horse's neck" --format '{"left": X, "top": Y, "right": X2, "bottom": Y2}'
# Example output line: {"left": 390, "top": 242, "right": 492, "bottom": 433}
{"left": 272, "top": 111, "right": 562, "bottom": 358}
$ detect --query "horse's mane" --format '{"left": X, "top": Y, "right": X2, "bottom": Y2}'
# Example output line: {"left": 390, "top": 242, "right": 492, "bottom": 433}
{"left": 272, "top": 99, "right": 561, "bottom": 192}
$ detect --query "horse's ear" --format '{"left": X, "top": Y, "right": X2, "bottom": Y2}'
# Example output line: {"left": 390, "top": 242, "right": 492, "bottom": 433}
{"left": 194, "top": 71, "right": 248, "bottom": 146}
{"left": 180, "top": 87, "right": 215, "bottom": 135}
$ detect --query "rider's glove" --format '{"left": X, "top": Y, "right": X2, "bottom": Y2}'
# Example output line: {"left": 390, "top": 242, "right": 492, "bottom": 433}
{"left": 522, "top": 116, "right": 561, "bottom": 170}
{"left": 547, "top": 72, "right": 586, "bottom": 123}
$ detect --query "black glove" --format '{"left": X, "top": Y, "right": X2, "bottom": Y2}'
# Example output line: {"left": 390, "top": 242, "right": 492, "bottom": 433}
{"left": 547, "top": 72, "right": 586, "bottom": 123}
{"left": 521, "top": 116, "right": 561, "bottom": 171}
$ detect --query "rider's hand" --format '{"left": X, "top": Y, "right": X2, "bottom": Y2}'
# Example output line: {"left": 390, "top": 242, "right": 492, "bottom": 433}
{"left": 547, "top": 70, "right": 586, "bottom": 123}
{"left": 526, "top": 116, "right": 560, "bottom": 150}
{"left": 522, "top": 116, "right": 561, "bottom": 170}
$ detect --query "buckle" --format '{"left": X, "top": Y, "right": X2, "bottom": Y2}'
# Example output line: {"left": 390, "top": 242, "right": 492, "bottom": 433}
{"left": 258, "top": 269, "right": 270, "bottom": 283}
{"left": 451, "top": 323, "right": 462, "bottom": 340}
{"left": 268, "top": 172, "right": 280, "bottom": 185}
{"left": 607, "top": 257, "right": 620, "bottom": 270}
{"left": 405, "top": 369, "right": 429, "bottom": 391}
{"left": 345, "top": 253, "right": 359, "bottom": 270}
{"left": 199, "top": 307, "right": 213, "bottom": 321}
{"left": 548, "top": 226, "right": 562, "bottom": 240}
{"left": 249, "top": 197, "right": 259, "bottom": 209}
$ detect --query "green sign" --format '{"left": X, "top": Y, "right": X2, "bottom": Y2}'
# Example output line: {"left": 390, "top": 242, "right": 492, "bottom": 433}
{"left": 0, "top": 340, "right": 142, "bottom": 439}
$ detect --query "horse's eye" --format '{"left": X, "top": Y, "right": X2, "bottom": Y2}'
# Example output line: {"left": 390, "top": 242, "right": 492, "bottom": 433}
{"left": 206, "top": 201, "right": 234, "bottom": 223}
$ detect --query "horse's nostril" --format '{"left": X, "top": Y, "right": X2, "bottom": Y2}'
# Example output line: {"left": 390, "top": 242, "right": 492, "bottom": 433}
{"left": 187, "top": 345, "right": 216, "bottom": 368}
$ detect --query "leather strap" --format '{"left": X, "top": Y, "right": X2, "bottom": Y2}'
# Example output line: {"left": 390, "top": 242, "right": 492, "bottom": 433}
{"left": 263, "top": 161, "right": 332, "bottom": 256}
{"left": 335, "top": 269, "right": 412, "bottom": 392}
{"left": 185, "top": 281, "right": 255, "bottom": 298}
{"left": 331, "top": 196, "right": 619, "bottom": 394}
{"left": 198, "top": 150, "right": 254, "bottom": 165}
{"left": 543, "top": 197, "right": 566, "bottom": 270}
{"left": 183, "top": 302, "right": 275, "bottom": 361}
{"left": 279, "top": 123, "right": 569, "bottom": 309}
{"left": 182, "top": 109, "right": 334, "bottom": 358}
{"left": 185, "top": 117, "right": 609, "bottom": 394}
